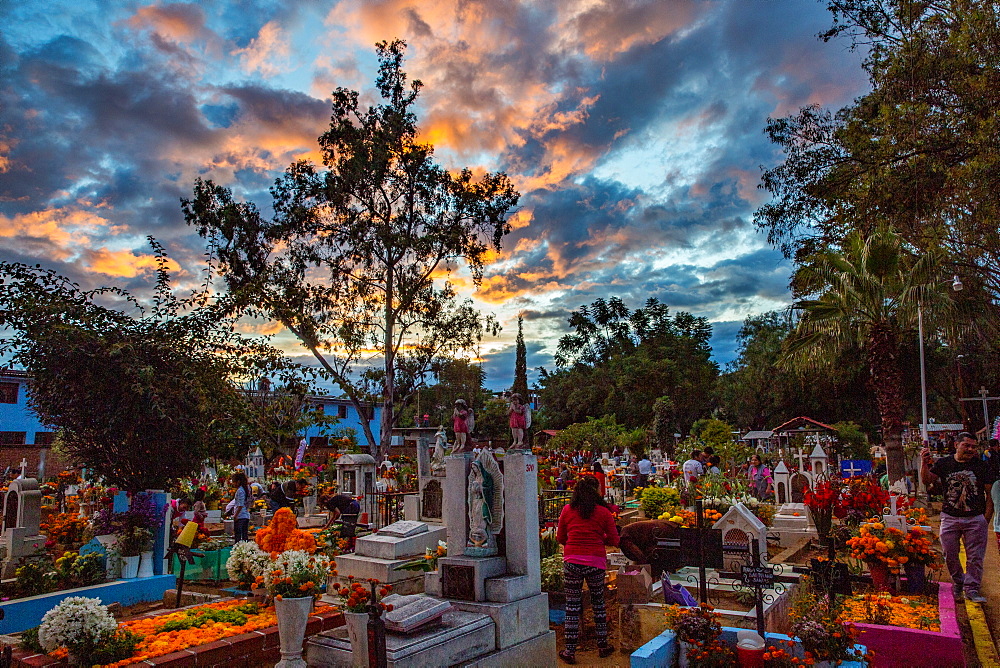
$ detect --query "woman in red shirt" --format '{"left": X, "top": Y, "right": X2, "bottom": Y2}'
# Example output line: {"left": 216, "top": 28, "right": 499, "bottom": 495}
{"left": 556, "top": 476, "right": 619, "bottom": 663}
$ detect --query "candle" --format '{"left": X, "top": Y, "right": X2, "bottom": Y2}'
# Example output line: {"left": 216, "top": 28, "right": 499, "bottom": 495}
{"left": 176, "top": 520, "right": 198, "bottom": 548}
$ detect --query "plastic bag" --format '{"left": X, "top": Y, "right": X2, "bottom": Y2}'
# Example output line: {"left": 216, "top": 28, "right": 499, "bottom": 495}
{"left": 661, "top": 577, "right": 697, "bottom": 606}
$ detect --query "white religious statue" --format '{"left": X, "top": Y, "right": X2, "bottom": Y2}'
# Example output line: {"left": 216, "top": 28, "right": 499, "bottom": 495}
{"left": 431, "top": 426, "right": 447, "bottom": 475}
{"left": 465, "top": 449, "right": 504, "bottom": 557}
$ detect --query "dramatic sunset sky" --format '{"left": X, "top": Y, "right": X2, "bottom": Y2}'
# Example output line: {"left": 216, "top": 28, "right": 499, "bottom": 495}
{"left": 1, "top": 0, "right": 870, "bottom": 390}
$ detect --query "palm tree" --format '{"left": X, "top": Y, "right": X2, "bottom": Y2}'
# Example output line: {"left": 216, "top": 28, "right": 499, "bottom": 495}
{"left": 785, "top": 226, "right": 951, "bottom": 485}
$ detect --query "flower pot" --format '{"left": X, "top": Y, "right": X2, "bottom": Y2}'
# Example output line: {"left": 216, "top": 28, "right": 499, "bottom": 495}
{"left": 869, "top": 562, "right": 895, "bottom": 592}
{"left": 904, "top": 562, "right": 927, "bottom": 594}
{"left": 344, "top": 610, "right": 370, "bottom": 667}
{"left": 137, "top": 550, "right": 155, "bottom": 578}
{"left": 678, "top": 640, "right": 692, "bottom": 668}
{"left": 122, "top": 554, "right": 140, "bottom": 579}
{"left": 275, "top": 595, "right": 313, "bottom": 668}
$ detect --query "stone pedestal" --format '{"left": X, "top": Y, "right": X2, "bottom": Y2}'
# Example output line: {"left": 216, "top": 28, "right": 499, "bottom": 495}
{"left": 355, "top": 525, "right": 446, "bottom": 560}
{"left": 307, "top": 452, "right": 554, "bottom": 668}
{"left": 438, "top": 555, "right": 506, "bottom": 602}
{"left": 772, "top": 503, "right": 818, "bottom": 547}
{"left": 305, "top": 609, "right": 495, "bottom": 668}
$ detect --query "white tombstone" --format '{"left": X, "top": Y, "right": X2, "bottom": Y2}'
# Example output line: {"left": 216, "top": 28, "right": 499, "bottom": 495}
{"left": 1, "top": 478, "right": 46, "bottom": 577}
{"left": 771, "top": 503, "right": 818, "bottom": 547}
{"left": 714, "top": 502, "right": 768, "bottom": 570}
{"left": 882, "top": 494, "right": 908, "bottom": 533}
{"left": 809, "top": 443, "right": 829, "bottom": 478}
{"left": 335, "top": 453, "right": 376, "bottom": 518}
{"left": 773, "top": 461, "right": 790, "bottom": 505}
{"left": 245, "top": 447, "right": 266, "bottom": 480}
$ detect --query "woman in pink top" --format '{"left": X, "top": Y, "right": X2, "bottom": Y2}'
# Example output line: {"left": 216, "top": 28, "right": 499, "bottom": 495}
{"left": 556, "top": 476, "right": 618, "bottom": 663}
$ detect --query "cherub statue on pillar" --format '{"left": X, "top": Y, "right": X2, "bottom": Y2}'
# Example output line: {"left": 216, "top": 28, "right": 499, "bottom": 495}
{"left": 451, "top": 399, "right": 474, "bottom": 454}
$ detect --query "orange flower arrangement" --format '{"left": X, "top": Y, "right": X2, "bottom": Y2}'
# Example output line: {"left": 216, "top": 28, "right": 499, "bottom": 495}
{"left": 329, "top": 578, "right": 393, "bottom": 613}
{"left": 845, "top": 521, "right": 908, "bottom": 573}
{"left": 70, "top": 599, "right": 280, "bottom": 667}
{"left": 255, "top": 507, "right": 317, "bottom": 555}
{"left": 840, "top": 592, "right": 939, "bottom": 631}
{"left": 40, "top": 513, "right": 90, "bottom": 548}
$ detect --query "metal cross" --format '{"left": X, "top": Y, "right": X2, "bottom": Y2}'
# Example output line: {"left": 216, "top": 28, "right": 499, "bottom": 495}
{"left": 960, "top": 386, "right": 1000, "bottom": 434}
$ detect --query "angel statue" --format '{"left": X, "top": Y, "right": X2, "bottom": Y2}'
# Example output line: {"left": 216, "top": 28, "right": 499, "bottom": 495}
{"left": 466, "top": 449, "right": 504, "bottom": 557}
{"left": 451, "top": 399, "right": 475, "bottom": 454}
{"left": 431, "top": 426, "right": 448, "bottom": 476}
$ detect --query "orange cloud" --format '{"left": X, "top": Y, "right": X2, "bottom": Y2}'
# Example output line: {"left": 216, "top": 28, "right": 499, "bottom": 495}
{"left": 125, "top": 4, "right": 210, "bottom": 44}
{"left": 556, "top": 0, "right": 707, "bottom": 61}
{"left": 84, "top": 248, "right": 180, "bottom": 278}
{"left": 233, "top": 21, "right": 291, "bottom": 77}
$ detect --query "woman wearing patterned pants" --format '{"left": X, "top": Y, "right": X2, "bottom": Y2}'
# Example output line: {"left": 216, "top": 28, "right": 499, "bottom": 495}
{"left": 557, "top": 476, "right": 619, "bottom": 663}
{"left": 563, "top": 562, "right": 609, "bottom": 654}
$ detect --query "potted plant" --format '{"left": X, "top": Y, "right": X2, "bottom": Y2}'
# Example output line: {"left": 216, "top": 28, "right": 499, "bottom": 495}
{"left": 116, "top": 526, "right": 152, "bottom": 578}
{"left": 255, "top": 550, "right": 334, "bottom": 668}
{"left": 845, "top": 520, "right": 908, "bottom": 592}
{"left": 672, "top": 605, "right": 731, "bottom": 668}
{"left": 328, "top": 576, "right": 394, "bottom": 668}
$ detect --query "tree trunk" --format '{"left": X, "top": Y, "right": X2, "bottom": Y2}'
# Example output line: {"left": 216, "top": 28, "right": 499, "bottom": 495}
{"left": 867, "top": 326, "right": 906, "bottom": 485}
{"left": 380, "top": 264, "right": 395, "bottom": 462}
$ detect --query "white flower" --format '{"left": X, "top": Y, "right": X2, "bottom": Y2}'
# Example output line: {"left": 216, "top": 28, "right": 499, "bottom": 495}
{"left": 226, "top": 541, "right": 271, "bottom": 583}
{"left": 38, "top": 596, "right": 117, "bottom": 653}
{"left": 263, "top": 550, "right": 331, "bottom": 590}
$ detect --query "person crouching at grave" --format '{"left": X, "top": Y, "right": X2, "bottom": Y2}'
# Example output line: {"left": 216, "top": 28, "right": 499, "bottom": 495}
{"left": 320, "top": 493, "right": 361, "bottom": 550}
{"left": 170, "top": 497, "right": 191, "bottom": 537}
{"left": 619, "top": 519, "right": 680, "bottom": 579}
{"left": 556, "top": 476, "right": 618, "bottom": 664}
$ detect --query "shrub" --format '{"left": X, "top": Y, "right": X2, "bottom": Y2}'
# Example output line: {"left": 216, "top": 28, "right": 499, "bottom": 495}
{"left": 640, "top": 486, "right": 680, "bottom": 519}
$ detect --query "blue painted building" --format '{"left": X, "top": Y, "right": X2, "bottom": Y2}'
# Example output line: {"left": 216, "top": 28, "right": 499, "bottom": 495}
{"left": 0, "top": 369, "right": 58, "bottom": 475}
{"left": 300, "top": 395, "right": 382, "bottom": 448}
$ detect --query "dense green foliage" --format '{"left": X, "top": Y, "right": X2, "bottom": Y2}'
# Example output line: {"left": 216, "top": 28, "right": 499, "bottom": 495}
{"left": 718, "top": 311, "right": 879, "bottom": 431}
{"left": 512, "top": 315, "right": 529, "bottom": 399}
{"left": 537, "top": 298, "right": 717, "bottom": 433}
{"left": 547, "top": 415, "right": 628, "bottom": 454}
{"left": 184, "top": 41, "right": 518, "bottom": 457}
{"left": 758, "top": 0, "right": 1000, "bottom": 310}
{"left": 0, "top": 244, "right": 292, "bottom": 491}
{"left": 786, "top": 226, "right": 954, "bottom": 483}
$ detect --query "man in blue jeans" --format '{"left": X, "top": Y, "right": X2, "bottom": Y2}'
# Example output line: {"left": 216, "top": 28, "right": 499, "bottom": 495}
{"left": 922, "top": 432, "right": 996, "bottom": 603}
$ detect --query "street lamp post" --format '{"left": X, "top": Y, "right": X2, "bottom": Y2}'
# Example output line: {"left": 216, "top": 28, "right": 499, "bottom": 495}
{"left": 916, "top": 275, "right": 963, "bottom": 506}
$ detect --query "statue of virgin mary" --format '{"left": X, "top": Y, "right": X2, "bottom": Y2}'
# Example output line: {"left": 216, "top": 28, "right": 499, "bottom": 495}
{"left": 466, "top": 448, "right": 504, "bottom": 556}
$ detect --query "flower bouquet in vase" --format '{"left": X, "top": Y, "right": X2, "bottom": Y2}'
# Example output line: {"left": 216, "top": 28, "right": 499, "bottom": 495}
{"left": 255, "top": 550, "right": 333, "bottom": 668}
{"left": 846, "top": 519, "right": 907, "bottom": 592}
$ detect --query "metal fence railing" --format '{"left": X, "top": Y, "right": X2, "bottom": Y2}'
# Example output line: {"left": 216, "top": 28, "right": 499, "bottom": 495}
{"left": 539, "top": 490, "right": 572, "bottom": 526}
{"left": 364, "top": 490, "right": 416, "bottom": 530}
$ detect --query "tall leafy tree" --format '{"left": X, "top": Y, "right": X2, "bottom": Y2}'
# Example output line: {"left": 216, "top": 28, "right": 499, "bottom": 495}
{"left": 757, "top": 0, "right": 1000, "bottom": 314}
{"left": 538, "top": 298, "right": 717, "bottom": 432}
{"left": 512, "top": 315, "right": 529, "bottom": 398}
{"left": 718, "top": 311, "right": 879, "bottom": 431}
{"left": 0, "top": 245, "right": 288, "bottom": 492}
{"left": 183, "top": 41, "right": 519, "bottom": 458}
{"left": 785, "top": 226, "right": 954, "bottom": 485}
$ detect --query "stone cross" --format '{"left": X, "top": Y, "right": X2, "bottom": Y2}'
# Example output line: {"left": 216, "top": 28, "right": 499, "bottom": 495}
{"left": 18, "top": 458, "right": 27, "bottom": 479}
{"left": 795, "top": 448, "right": 807, "bottom": 472}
